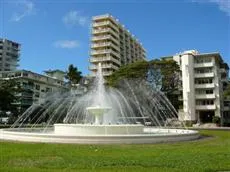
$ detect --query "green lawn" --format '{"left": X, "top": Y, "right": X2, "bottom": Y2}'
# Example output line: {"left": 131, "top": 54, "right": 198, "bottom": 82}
{"left": 0, "top": 130, "right": 229, "bottom": 172}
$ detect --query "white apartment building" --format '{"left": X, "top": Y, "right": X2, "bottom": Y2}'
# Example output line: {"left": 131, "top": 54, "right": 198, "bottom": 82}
{"left": 171, "top": 50, "right": 229, "bottom": 124}
{"left": 89, "top": 14, "right": 146, "bottom": 77}
{"left": 0, "top": 70, "right": 68, "bottom": 113}
{"left": 0, "top": 38, "right": 20, "bottom": 72}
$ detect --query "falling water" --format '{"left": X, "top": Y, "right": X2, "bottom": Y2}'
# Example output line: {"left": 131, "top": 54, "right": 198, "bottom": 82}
{"left": 10, "top": 63, "right": 184, "bottom": 130}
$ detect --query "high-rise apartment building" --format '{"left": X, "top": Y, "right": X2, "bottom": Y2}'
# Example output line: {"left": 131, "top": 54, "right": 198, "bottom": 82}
{"left": 89, "top": 14, "right": 146, "bottom": 77}
{"left": 166, "top": 50, "right": 229, "bottom": 125}
{"left": 0, "top": 38, "right": 20, "bottom": 72}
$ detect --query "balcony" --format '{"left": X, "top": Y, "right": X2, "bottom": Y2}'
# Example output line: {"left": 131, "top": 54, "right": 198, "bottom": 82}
{"left": 91, "top": 49, "right": 120, "bottom": 58}
{"left": 93, "top": 21, "right": 110, "bottom": 27}
{"left": 195, "top": 94, "right": 215, "bottom": 99}
{"left": 221, "top": 77, "right": 229, "bottom": 82}
{"left": 196, "top": 105, "right": 216, "bottom": 110}
{"left": 195, "top": 83, "right": 215, "bottom": 88}
{"left": 178, "top": 96, "right": 183, "bottom": 101}
{"left": 91, "top": 71, "right": 113, "bottom": 77}
{"left": 103, "top": 71, "right": 113, "bottom": 76}
{"left": 89, "top": 56, "right": 121, "bottom": 65}
{"left": 194, "top": 72, "right": 214, "bottom": 78}
{"left": 92, "top": 28, "right": 118, "bottom": 37}
{"left": 93, "top": 14, "right": 110, "bottom": 20}
{"left": 92, "top": 35, "right": 119, "bottom": 45}
{"left": 91, "top": 50, "right": 111, "bottom": 55}
{"left": 91, "top": 42, "right": 111, "bottom": 48}
{"left": 220, "top": 68, "right": 227, "bottom": 73}
{"left": 92, "top": 35, "right": 110, "bottom": 41}
{"left": 89, "top": 64, "right": 119, "bottom": 70}
{"left": 91, "top": 42, "right": 120, "bottom": 51}
{"left": 93, "top": 21, "right": 118, "bottom": 31}
{"left": 224, "top": 106, "right": 230, "bottom": 111}
{"left": 194, "top": 61, "right": 214, "bottom": 68}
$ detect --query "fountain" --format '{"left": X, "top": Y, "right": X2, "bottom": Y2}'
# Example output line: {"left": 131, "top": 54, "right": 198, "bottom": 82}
{"left": 0, "top": 63, "right": 199, "bottom": 144}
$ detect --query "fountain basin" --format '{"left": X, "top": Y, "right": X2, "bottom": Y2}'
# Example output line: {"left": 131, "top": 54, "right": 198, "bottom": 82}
{"left": 0, "top": 127, "right": 200, "bottom": 144}
{"left": 54, "top": 124, "right": 144, "bottom": 135}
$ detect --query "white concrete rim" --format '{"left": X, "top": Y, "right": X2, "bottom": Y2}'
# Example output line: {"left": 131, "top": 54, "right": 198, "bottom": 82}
{"left": 0, "top": 128, "right": 200, "bottom": 144}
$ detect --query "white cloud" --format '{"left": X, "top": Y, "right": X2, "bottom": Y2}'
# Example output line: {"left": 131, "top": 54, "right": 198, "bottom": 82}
{"left": 63, "top": 10, "right": 88, "bottom": 27}
{"left": 191, "top": 0, "right": 230, "bottom": 16}
{"left": 53, "top": 40, "right": 80, "bottom": 49}
{"left": 10, "top": 0, "right": 36, "bottom": 22}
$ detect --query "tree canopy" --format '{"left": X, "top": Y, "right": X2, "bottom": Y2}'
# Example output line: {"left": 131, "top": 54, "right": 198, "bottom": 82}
{"left": 106, "top": 59, "right": 180, "bottom": 109}
{"left": 0, "top": 80, "right": 20, "bottom": 113}
{"left": 107, "top": 59, "right": 180, "bottom": 92}
{"left": 224, "top": 84, "right": 230, "bottom": 98}
{"left": 65, "top": 64, "right": 82, "bottom": 84}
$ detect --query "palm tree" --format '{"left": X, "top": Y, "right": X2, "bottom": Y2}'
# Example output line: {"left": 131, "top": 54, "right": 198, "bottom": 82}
{"left": 65, "top": 64, "right": 82, "bottom": 84}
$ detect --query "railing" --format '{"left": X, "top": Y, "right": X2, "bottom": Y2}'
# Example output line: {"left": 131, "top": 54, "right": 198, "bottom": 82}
{"left": 89, "top": 64, "right": 119, "bottom": 70}
{"left": 92, "top": 14, "right": 110, "bottom": 20}
{"left": 196, "top": 105, "right": 216, "bottom": 110}
{"left": 93, "top": 21, "right": 110, "bottom": 27}
{"left": 92, "top": 35, "right": 119, "bottom": 45}
{"left": 91, "top": 42, "right": 111, "bottom": 48}
{"left": 92, "top": 28, "right": 118, "bottom": 37}
{"left": 195, "top": 83, "right": 215, "bottom": 88}
{"left": 90, "top": 71, "right": 113, "bottom": 76}
{"left": 195, "top": 94, "right": 215, "bottom": 99}
{"left": 89, "top": 56, "right": 121, "bottom": 65}
{"left": 91, "top": 49, "right": 120, "bottom": 57}
{"left": 194, "top": 72, "right": 214, "bottom": 78}
{"left": 220, "top": 68, "right": 227, "bottom": 73}
{"left": 194, "top": 61, "right": 214, "bottom": 68}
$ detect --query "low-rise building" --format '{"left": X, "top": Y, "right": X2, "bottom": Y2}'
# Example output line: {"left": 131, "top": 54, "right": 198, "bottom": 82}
{"left": 0, "top": 70, "right": 69, "bottom": 113}
{"left": 161, "top": 50, "right": 230, "bottom": 125}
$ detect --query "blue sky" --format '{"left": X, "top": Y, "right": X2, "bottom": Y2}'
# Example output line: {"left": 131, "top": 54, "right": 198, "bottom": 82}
{"left": 0, "top": 0, "right": 229, "bottom": 76}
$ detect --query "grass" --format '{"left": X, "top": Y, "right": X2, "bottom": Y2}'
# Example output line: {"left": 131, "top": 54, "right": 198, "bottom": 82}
{"left": 0, "top": 130, "right": 229, "bottom": 172}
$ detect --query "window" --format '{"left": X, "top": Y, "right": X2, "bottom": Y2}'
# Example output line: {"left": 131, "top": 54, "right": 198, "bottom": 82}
{"left": 206, "top": 90, "right": 213, "bottom": 94}
{"left": 34, "top": 92, "right": 40, "bottom": 98}
{"left": 195, "top": 78, "right": 213, "bottom": 84}
{"left": 35, "top": 85, "right": 40, "bottom": 90}
{"left": 23, "top": 72, "right": 28, "bottom": 77}
{"left": 194, "top": 67, "right": 213, "bottom": 74}
{"left": 196, "top": 100, "right": 214, "bottom": 105}
{"left": 46, "top": 87, "right": 52, "bottom": 92}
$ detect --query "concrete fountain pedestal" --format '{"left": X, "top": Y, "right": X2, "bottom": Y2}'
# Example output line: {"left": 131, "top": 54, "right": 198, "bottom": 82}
{"left": 55, "top": 106, "right": 144, "bottom": 136}
{"left": 54, "top": 123, "right": 145, "bottom": 136}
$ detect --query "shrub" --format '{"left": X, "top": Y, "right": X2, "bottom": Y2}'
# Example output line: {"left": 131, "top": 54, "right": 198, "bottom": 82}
{"left": 212, "top": 116, "right": 220, "bottom": 125}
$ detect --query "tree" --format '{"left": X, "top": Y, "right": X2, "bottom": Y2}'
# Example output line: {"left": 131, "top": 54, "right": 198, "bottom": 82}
{"left": 0, "top": 80, "right": 20, "bottom": 114}
{"left": 106, "top": 59, "right": 180, "bottom": 109}
{"left": 65, "top": 64, "right": 82, "bottom": 84}
{"left": 224, "top": 84, "right": 230, "bottom": 98}
{"left": 107, "top": 60, "right": 149, "bottom": 87}
{"left": 107, "top": 59, "right": 180, "bottom": 92}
